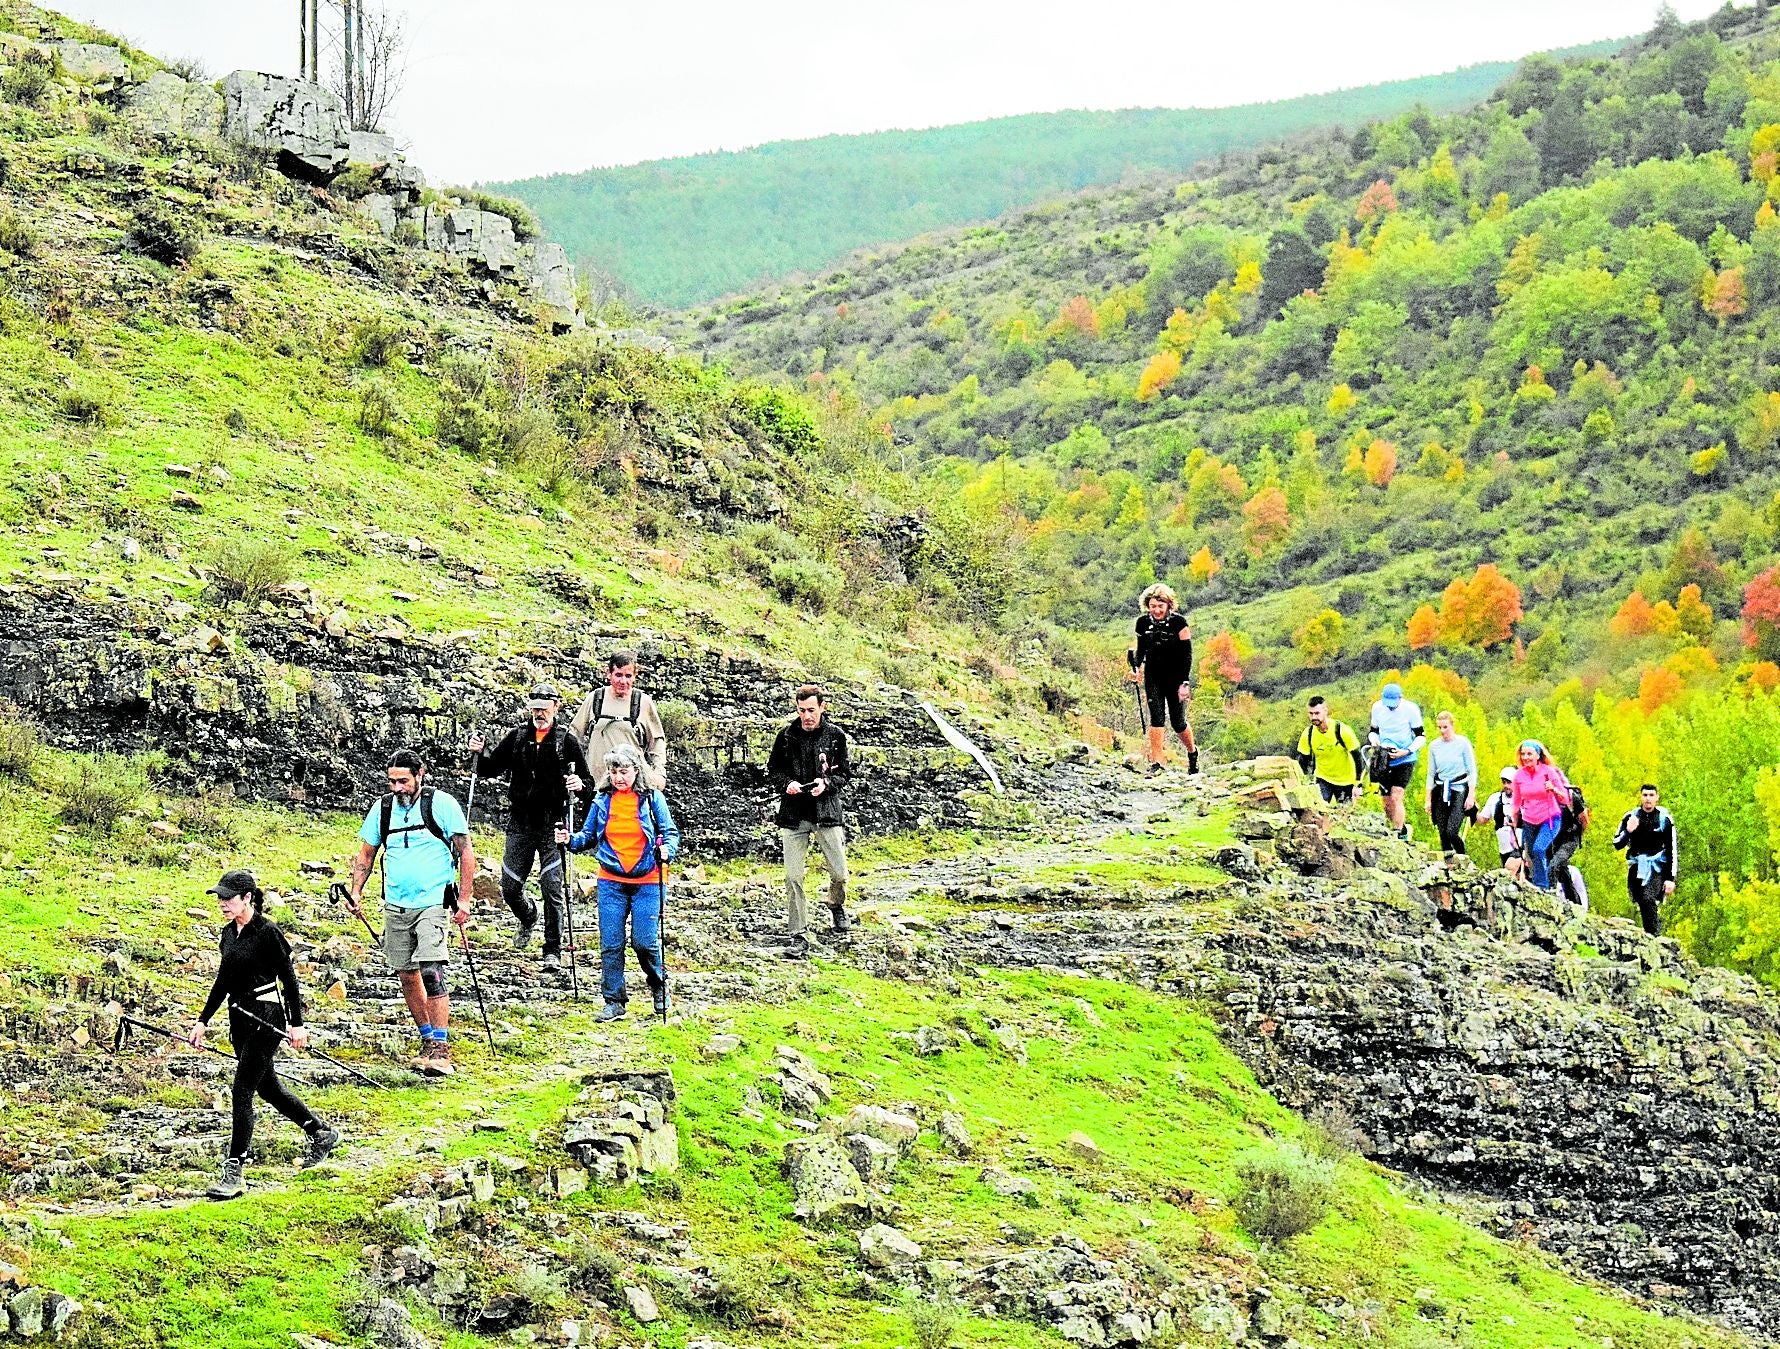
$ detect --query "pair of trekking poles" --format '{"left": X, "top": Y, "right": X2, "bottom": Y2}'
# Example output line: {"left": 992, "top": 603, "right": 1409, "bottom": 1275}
{"left": 112, "top": 1008, "right": 386, "bottom": 1089}
{"left": 459, "top": 746, "right": 671, "bottom": 1025}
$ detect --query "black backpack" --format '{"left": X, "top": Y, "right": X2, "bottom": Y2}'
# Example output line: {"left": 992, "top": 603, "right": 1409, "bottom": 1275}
{"left": 1368, "top": 744, "right": 1395, "bottom": 782}
{"left": 378, "top": 787, "right": 447, "bottom": 850}
{"left": 593, "top": 689, "right": 650, "bottom": 750}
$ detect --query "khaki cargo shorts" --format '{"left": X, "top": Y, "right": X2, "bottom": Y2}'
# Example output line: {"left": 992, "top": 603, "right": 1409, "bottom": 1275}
{"left": 383, "top": 901, "right": 451, "bottom": 971}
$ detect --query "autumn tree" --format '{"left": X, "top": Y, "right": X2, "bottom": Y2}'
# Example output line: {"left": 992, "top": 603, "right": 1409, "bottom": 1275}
{"left": 1675, "top": 583, "right": 1714, "bottom": 640}
{"left": 1609, "top": 590, "right": 1656, "bottom": 638}
{"left": 1661, "top": 525, "right": 1730, "bottom": 608}
{"left": 1354, "top": 179, "right": 1398, "bottom": 223}
{"left": 1047, "top": 296, "right": 1101, "bottom": 341}
{"left": 1438, "top": 563, "right": 1523, "bottom": 648}
{"left": 1293, "top": 608, "right": 1345, "bottom": 667}
{"left": 1706, "top": 266, "right": 1748, "bottom": 322}
{"left": 1638, "top": 664, "right": 1684, "bottom": 715}
{"left": 1136, "top": 350, "right": 1181, "bottom": 402}
{"left": 1362, "top": 438, "right": 1398, "bottom": 488}
{"left": 1185, "top": 459, "right": 1246, "bottom": 524}
{"left": 1186, "top": 545, "right": 1220, "bottom": 585}
{"left": 1407, "top": 604, "right": 1440, "bottom": 650}
{"left": 1201, "top": 632, "right": 1245, "bottom": 685}
{"left": 1241, "top": 485, "right": 1290, "bottom": 557}
{"left": 1742, "top": 565, "right": 1780, "bottom": 659}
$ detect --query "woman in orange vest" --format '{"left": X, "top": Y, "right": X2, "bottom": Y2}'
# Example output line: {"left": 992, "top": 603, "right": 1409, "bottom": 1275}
{"left": 559, "top": 745, "right": 680, "bottom": 1021}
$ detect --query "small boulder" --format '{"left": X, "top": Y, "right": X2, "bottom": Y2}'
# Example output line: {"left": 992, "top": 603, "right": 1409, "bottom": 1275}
{"left": 783, "top": 1135, "right": 866, "bottom": 1221}
{"left": 1068, "top": 1131, "right": 1104, "bottom": 1162}
{"left": 843, "top": 1132, "right": 901, "bottom": 1183}
{"left": 979, "top": 1166, "right": 1037, "bottom": 1198}
{"left": 937, "top": 1111, "right": 973, "bottom": 1157}
{"left": 858, "top": 1223, "right": 923, "bottom": 1270}
{"left": 623, "top": 1284, "right": 660, "bottom": 1323}
{"left": 836, "top": 1103, "right": 919, "bottom": 1150}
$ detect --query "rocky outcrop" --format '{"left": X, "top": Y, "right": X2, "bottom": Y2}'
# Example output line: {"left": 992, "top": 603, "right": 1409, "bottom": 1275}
{"left": 220, "top": 71, "right": 351, "bottom": 182}
{"left": 562, "top": 1069, "right": 679, "bottom": 1185}
{"left": 121, "top": 71, "right": 223, "bottom": 140}
{"left": 911, "top": 764, "right": 1780, "bottom": 1338}
{"left": 0, "top": 586, "right": 990, "bottom": 855}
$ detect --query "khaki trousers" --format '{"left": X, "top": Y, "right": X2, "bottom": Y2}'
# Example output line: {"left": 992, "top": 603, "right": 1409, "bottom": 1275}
{"left": 780, "top": 823, "right": 848, "bottom": 935}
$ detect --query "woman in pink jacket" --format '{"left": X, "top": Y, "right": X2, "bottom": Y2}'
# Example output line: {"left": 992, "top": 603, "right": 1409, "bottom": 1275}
{"left": 1509, "top": 740, "right": 1571, "bottom": 891}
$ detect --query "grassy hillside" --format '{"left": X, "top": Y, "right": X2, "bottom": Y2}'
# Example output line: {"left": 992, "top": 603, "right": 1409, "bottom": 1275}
{"left": 488, "top": 51, "right": 1619, "bottom": 309}
{"left": 671, "top": 2, "right": 1780, "bottom": 984}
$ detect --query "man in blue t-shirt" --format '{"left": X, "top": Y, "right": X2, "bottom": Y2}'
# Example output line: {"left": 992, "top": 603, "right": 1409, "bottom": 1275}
{"left": 347, "top": 749, "right": 477, "bottom": 1076}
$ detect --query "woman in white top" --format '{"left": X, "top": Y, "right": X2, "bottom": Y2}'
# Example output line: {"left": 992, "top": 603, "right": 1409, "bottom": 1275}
{"left": 1423, "top": 710, "right": 1478, "bottom": 854}
{"left": 1480, "top": 766, "right": 1522, "bottom": 877}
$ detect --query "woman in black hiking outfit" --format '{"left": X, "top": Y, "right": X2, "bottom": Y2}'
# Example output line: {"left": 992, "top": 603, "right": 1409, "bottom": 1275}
{"left": 187, "top": 869, "right": 339, "bottom": 1199}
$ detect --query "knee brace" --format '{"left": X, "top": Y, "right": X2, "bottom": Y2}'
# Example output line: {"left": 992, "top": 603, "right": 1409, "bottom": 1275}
{"left": 419, "top": 962, "right": 448, "bottom": 998}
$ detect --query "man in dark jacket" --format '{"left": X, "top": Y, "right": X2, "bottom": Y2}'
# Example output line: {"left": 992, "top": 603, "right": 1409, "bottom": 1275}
{"left": 766, "top": 684, "right": 853, "bottom": 957}
{"left": 468, "top": 685, "right": 592, "bottom": 970}
{"left": 1613, "top": 783, "right": 1678, "bottom": 935}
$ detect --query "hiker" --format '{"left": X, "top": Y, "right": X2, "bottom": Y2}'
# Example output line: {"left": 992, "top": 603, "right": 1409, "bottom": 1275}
{"left": 1423, "top": 711, "right": 1477, "bottom": 854}
{"left": 767, "top": 683, "right": 853, "bottom": 958}
{"left": 468, "top": 685, "right": 591, "bottom": 971}
{"left": 558, "top": 744, "right": 679, "bottom": 1021}
{"left": 1293, "top": 694, "right": 1364, "bottom": 804}
{"left": 569, "top": 650, "right": 668, "bottom": 790}
{"left": 1127, "top": 583, "right": 1198, "bottom": 775}
{"left": 1613, "top": 783, "right": 1678, "bottom": 936}
{"left": 1367, "top": 681, "right": 1425, "bottom": 841}
{"left": 1549, "top": 776, "right": 1591, "bottom": 909}
{"left": 345, "top": 749, "right": 477, "bottom": 1076}
{"left": 1508, "top": 740, "right": 1570, "bottom": 891}
{"left": 187, "top": 870, "right": 339, "bottom": 1200}
{"left": 1480, "top": 767, "right": 1523, "bottom": 877}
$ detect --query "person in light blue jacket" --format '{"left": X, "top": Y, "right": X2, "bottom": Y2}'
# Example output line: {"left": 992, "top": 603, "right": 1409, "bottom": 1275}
{"left": 1422, "top": 710, "right": 1477, "bottom": 854}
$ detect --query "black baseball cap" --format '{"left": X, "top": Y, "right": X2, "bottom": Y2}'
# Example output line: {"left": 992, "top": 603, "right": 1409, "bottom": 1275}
{"left": 526, "top": 684, "right": 561, "bottom": 708}
{"left": 208, "top": 869, "right": 258, "bottom": 899}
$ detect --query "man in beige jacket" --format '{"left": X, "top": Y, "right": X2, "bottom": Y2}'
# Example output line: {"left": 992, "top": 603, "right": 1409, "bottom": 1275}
{"left": 569, "top": 650, "right": 668, "bottom": 790}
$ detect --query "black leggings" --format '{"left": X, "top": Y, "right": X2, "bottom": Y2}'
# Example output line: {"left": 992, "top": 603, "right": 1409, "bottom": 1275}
{"left": 1144, "top": 678, "right": 1189, "bottom": 733}
{"left": 230, "top": 1023, "right": 319, "bottom": 1160}
{"left": 1431, "top": 786, "right": 1469, "bottom": 852}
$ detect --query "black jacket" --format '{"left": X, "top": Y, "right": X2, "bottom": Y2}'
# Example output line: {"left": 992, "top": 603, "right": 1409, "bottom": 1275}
{"left": 199, "top": 914, "right": 304, "bottom": 1035}
{"left": 767, "top": 718, "right": 852, "bottom": 828}
{"left": 1613, "top": 806, "right": 1678, "bottom": 883}
{"left": 474, "top": 722, "right": 592, "bottom": 833}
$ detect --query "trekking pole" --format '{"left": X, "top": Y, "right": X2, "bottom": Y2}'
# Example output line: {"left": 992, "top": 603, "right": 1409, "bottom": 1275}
{"left": 329, "top": 882, "right": 381, "bottom": 946}
{"left": 657, "top": 863, "right": 669, "bottom": 1026}
{"left": 447, "top": 885, "right": 497, "bottom": 1051}
{"left": 1125, "top": 652, "right": 1147, "bottom": 735}
{"left": 225, "top": 1002, "right": 387, "bottom": 1089}
{"left": 464, "top": 738, "right": 481, "bottom": 825}
{"left": 560, "top": 796, "right": 582, "bottom": 1003}
{"left": 114, "top": 1013, "right": 239, "bottom": 1064}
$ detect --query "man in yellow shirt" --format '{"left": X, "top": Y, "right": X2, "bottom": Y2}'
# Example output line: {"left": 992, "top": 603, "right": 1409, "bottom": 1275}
{"left": 1294, "top": 695, "right": 1364, "bottom": 804}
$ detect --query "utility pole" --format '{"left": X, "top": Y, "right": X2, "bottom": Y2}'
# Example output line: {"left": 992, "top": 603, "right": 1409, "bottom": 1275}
{"left": 342, "top": 0, "right": 354, "bottom": 124}
{"left": 309, "top": 0, "right": 320, "bottom": 81}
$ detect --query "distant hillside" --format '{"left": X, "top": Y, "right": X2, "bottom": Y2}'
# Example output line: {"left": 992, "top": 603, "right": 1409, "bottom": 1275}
{"left": 490, "top": 50, "right": 1619, "bottom": 308}
{"left": 672, "top": 3, "right": 1780, "bottom": 986}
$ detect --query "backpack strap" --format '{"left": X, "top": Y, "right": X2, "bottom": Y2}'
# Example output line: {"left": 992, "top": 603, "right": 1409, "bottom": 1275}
{"left": 418, "top": 786, "right": 445, "bottom": 843}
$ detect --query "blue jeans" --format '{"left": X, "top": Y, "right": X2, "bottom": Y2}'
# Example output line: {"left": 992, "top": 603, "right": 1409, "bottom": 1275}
{"left": 1524, "top": 817, "right": 1561, "bottom": 889}
{"left": 595, "top": 878, "right": 665, "bottom": 1006}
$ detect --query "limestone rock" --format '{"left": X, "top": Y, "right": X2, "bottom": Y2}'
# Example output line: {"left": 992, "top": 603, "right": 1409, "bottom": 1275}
{"left": 220, "top": 71, "right": 349, "bottom": 182}
{"left": 1068, "top": 1131, "right": 1103, "bottom": 1162}
{"left": 623, "top": 1284, "right": 660, "bottom": 1323}
{"left": 980, "top": 1166, "right": 1037, "bottom": 1198}
{"left": 937, "top": 1111, "right": 973, "bottom": 1157}
{"left": 783, "top": 1134, "right": 866, "bottom": 1221}
{"left": 835, "top": 1103, "right": 919, "bottom": 1150}
{"left": 8, "top": 1285, "right": 44, "bottom": 1337}
{"left": 422, "top": 204, "right": 516, "bottom": 273}
{"left": 123, "top": 70, "right": 223, "bottom": 139}
{"left": 702, "top": 1033, "right": 743, "bottom": 1058}
{"left": 53, "top": 40, "right": 128, "bottom": 82}
{"left": 858, "top": 1222, "right": 922, "bottom": 1269}
{"left": 843, "top": 1132, "right": 900, "bottom": 1183}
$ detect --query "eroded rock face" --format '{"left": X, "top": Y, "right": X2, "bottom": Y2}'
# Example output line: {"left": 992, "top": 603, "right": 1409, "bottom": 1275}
{"left": 122, "top": 71, "right": 225, "bottom": 140}
{"left": 220, "top": 71, "right": 350, "bottom": 182}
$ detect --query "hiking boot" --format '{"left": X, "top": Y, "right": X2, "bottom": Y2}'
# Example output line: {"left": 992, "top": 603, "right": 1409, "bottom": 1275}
{"left": 541, "top": 953, "right": 561, "bottom": 972}
{"left": 595, "top": 1002, "right": 626, "bottom": 1023}
{"left": 512, "top": 921, "right": 535, "bottom": 951}
{"left": 206, "top": 1156, "right": 246, "bottom": 1200}
{"left": 1188, "top": 750, "right": 1200, "bottom": 775}
{"left": 782, "top": 934, "right": 811, "bottom": 960}
{"left": 417, "top": 1040, "right": 454, "bottom": 1077}
{"left": 1145, "top": 761, "right": 1164, "bottom": 777}
{"left": 652, "top": 988, "right": 669, "bottom": 1017}
{"left": 828, "top": 903, "right": 849, "bottom": 933}
{"left": 301, "top": 1126, "right": 341, "bottom": 1170}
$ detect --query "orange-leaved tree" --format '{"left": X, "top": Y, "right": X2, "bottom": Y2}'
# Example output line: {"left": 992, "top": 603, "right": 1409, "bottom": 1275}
{"left": 1406, "top": 604, "right": 1440, "bottom": 650}
{"left": 1438, "top": 563, "right": 1522, "bottom": 648}
{"left": 1241, "top": 485, "right": 1290, "bottom": 557}
{"left": 1186, "top": 545, "right": 1220, "bottom": 584}
{"left": 1136, "top": 350, "right": 1182, "bottom": 402}
{"left": 1363, "top": 438, "right": 1398, "bottom": 488}
{"left": 1201, "top": 632, "right": 1245, "bottom": 685}
{"left": 1742, "top": 565, "right": 1780, "bottom": 659}
{"left": 1609, "top": 590, "right": 1656, "bottom": 638}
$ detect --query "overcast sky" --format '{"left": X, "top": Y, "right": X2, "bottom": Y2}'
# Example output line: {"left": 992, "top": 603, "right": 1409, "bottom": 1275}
{"left": 65, "top": 1, "right": 1724, "bottom": 186}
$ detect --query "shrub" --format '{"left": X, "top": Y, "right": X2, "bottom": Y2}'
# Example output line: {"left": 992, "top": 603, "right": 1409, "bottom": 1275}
{"left": 1232, "top": 1143, "right": 1336, "bottom": 1242}
{"left": 700, "top": 1257, "right": 773, "bottom": 1328}
{"left": 357, "top": 379, "right": 398, "bottom": 436}
{"left": 56, "top": 380, "right": 111, "bottom": 425}
{"left": 165, "top": 56, "right": 209, "bottom": 82}
{"left": 60, "top": 754, "right": 152, "bottom": 835}
{"left": 503, "top": 1263, "right": 567, "bottom": 1317}
{"left": 206, "top": 537, "right": 295, "bottom": 602}
{"left": 902, "top": 1288, "right": 964, "bottom": 1349}
{"left": 0, "top": 701, "right": 40, "bottom": 779}
{"left": 1305, "top": 1103, "right": 1367, "bottom": 1161}
{"left": 351, "top": 315, "right": 406, "bottom": 367}
{"left": 769, "top": 557, "right": 842, "bottom": 612}
{"left": 224, "top": 406, "right": 248, "bottom": 434}
{"left": 654, "top": 699, "right": 696, "bottom": 743}
{"left": 127, "top": 203, "right": 201, "bottom": 266}
{"left": 169, "top": 786, "right": 240, "bottom": 848}
{"left": 566, "top": 1243, "right": 622, "bottom": 1296}
{"left": 2, "top": 53, "right": 53, "bottom": 108}
{"left": 0, "top": 209, "right": 34, "bottom": 257}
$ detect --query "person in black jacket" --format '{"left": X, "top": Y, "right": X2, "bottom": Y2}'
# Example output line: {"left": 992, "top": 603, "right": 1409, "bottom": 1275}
{"left": 1127, "top": 583, "right": 1198, "bottom": 776}
{"left": 1613, "top": 783, "right": 1678, "bottom": 935}
{"left": 468, "top": 685, "right": 591, "bottom": 970}
{"left": 766, "top": 684, "right": 853, "bottom": 958}
{"left": 186, "top": 870, "right": 338, "bottom": 1199}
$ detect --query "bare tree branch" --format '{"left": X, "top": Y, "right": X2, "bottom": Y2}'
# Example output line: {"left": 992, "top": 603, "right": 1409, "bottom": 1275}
{"left": 324, "top": 0, "right": 406, "bottom": 133}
